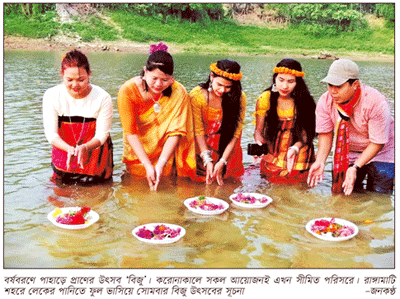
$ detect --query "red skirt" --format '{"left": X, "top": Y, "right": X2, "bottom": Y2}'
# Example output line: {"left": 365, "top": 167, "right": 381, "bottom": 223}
{"left": 51, "top": 116, "right": 113, "bottom": 184}
{"left": 260, "top": 119, "right": 314, "bottom": 183}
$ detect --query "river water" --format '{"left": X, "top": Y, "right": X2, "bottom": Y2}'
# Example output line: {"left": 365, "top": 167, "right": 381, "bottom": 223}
{"left": 3, "top": 51, "right": 394, "bottom": 269}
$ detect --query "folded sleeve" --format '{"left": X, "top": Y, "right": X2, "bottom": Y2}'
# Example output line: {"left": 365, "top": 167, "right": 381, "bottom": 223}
{"left": 93, "top": 92, "right": 113, "bottom": 145}
{"left": 190, "top": 87, "right": 207, "bottom": 136}
{"left": 255, "top": 91, "right": 271, "bottom": 117}
{"left": 42, "top": 88, "right": 60, "bottom": 144}
{"left": 117, "top": 79, "right": 140, "bottom": 136}
{"left": 315, "top": 92, "right": 334, "bottom": 134}
{"left": 234, "top": 92, "right": 247, "bottom": 138}
{"left": 368, "top": 98, "right": 391, "bottom": 144}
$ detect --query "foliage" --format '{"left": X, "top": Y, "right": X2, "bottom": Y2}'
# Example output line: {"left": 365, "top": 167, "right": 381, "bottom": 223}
{"left": 3, "top": 3, "right": 394, "bottom": 56}
{"left": 3, "top": 10, "right": 59, "bottom": 38}
{"left": 375, "top": 3, "right": 395, "bottom": 28}
{"left": 266, "top": 3, "right": 366, "bottom": 35}
{"left": 60, "top": 16, "right": 120, "bottom": 42}
{"left": 4, "top": 3, "right": 56, "bottom": 16}
{"left": 94, "top": 3, "right": 224, "bottom": 23}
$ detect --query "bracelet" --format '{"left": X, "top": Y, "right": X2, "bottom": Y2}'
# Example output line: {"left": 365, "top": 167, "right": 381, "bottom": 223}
{"left": 200, "top": 150, "right": 211, "bottom": 159}
{"left": 289, "top": 145, "right": 300, "bottom": 154}
{"left": 219, "top": 158, "right": 228, "bottom": 165}
{"left": 349, "top": 163, "right": 361, "bottom": 170}
{"left": 200, "top": 150, "right": 213, "bottom": 167}
{"left": 203, "top": 157, "right": 213, "bottom": 167}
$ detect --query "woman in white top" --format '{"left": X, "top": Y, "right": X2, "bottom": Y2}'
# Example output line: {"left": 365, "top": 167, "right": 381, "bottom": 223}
{"left": 43, "top": 49, "right": 113, "bottom": 184}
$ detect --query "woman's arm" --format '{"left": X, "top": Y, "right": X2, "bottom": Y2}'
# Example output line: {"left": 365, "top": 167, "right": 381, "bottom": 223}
{"left": 126, "top": 134, "right": 157, "bottom": 190}
{"left": 195, "top": 135, "right": 214, "bottom": 184}
{"left": 154, "top": 135, "right": 181, "bottom": 190}
{"left": 213, "top": 136, "right": 239, "bottom": 186}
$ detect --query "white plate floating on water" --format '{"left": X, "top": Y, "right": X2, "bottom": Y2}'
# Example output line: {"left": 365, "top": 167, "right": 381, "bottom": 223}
{"left": 229, "top": 192, "right": 273, "bottom": 209}
{"left": 184, "top": 196, "right": 229, "bottom": 215}
{"left": 306, "top": 217, "right": 358, "bottom": 241}
{"left": 47, "top": 207, "right": 99, "bottom": 230}
{"left": 132, "top": 223, "right": 185, "bottom": 244}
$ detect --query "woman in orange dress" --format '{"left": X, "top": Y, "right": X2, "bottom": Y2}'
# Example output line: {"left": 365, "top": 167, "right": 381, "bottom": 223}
{"left": 117, "top": 42, "right": 196, "bottom": 191}
{"left": 190, "top": 60, "right": 246, "bottom": 185}
{"left": 254, "top": 58, "right": 316, "bottom": 183}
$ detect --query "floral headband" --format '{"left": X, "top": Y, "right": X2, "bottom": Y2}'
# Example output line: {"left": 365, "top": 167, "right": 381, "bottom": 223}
{"left": 150, "top": 42, "right": 168, "bottom": 54}
{"left": 210, "top": 63, "right": 243, "bottom": 81}
{"left": 273, "top": 67, "right": 305, "bottom": 77}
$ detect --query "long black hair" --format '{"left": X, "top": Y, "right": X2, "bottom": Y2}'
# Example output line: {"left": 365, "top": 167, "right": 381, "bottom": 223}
{"left": 199, "top": 59, "right": 243, "bottom": 157}
{"left": 263, "top": 58, "right": 316, "bottom": 147}
{"left": 141, "top": 50, "right": 174, "bottom": 97}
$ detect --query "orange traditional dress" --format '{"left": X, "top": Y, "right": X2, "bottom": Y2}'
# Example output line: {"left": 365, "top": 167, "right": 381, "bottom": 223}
{"left": 255, "top": 91, "right": 314, "bottom": 183}
{"left": 190, "top": 86, "right": 246, "bottom": 180}
{"left": 117, "top": 79, "right": 196, "bottom": 179}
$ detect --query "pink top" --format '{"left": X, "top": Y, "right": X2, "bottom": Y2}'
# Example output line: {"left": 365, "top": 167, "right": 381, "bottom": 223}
{"left": 316, "top": 84, "right": 394, "bottom": 163}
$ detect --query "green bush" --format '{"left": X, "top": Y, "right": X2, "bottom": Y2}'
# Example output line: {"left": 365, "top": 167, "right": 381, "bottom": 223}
{"left": 376, "top": 3, "right": 395, "bottom": 28}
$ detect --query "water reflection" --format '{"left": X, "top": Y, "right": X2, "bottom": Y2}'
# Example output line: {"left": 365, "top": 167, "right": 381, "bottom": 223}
{"left": 3, "top": 51, "right": 394, "bottom": 268}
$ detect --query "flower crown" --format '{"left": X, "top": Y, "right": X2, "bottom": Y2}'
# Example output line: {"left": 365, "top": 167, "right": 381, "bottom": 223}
{"left": 150, "top": 42, "right": 169, "bottom": 54}
{"left": 273, "top": 67, "right": 305, "bottom": 77}
{"left": 210, "top": 63, "right": 243, "bottom": 81}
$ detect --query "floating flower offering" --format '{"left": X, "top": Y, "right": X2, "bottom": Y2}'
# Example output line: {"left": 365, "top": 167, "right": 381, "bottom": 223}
{"left": 229, "top": 193, "right": 273, "bottom": 209}
{"left": 190, "top": 196, "right": 225, "bottom": 211}
{"left": 132, "top": 223, "right": 186, "bottom": 244}
{"left": 231, "top": 193, "right": 269, "bottom": 204}
{"left": 55, "top": 206, "right": 91, "bottom": 225}
{"left": 47, "top": 207, "right": 99, "bottom": 230}
{"left": 136, "top": 224, "right": 181, "bottom": 240}
{"left": 306, "top": 218, "right": 358, "bottom": 241}
{"left": 184, "top": 196, "right": 229, "bottom": 215}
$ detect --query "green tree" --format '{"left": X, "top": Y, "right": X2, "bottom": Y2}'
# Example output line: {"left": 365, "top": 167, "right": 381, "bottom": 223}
{"left": 376, "top": 3, "right": 395, "bottom": 27}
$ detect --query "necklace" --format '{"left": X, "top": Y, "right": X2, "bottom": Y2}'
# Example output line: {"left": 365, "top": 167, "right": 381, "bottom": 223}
{"left": 68, "top": 115, "right": 86, "bottom": 146}
{"left": 150, "top": 93, "right": 162, "bottom": 113}
{"left": 141, "top": 77, "right": 162, "bottom": 113}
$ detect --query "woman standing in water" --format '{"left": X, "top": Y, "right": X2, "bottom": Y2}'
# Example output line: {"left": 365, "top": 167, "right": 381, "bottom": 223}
{"left": 118, "top": 42, "right": 196, "bottom": 191}
{"left": 190, "top": 59, "right": 246, "bottom": 185}
{"left": 253, "top": 58, "right": 315, "bottom": 183}
{"left": 43, "top": 49, "right": 113, "bottom": 185}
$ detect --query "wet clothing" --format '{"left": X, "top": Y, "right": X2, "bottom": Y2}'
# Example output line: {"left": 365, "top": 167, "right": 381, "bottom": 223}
{"left": 43, "top": 84, "right": 113, "bottom": 183}
{"left": 51, "top": 116, "right": 113, "bottom": 183}
{"left": 255, "top": 90, "right": 315, "bottom": 183}
{"left": 190, "top": 86, "right": 246, "bottom": 180}
{"left": 316, "top": 83, "right": 394, "bottom": 193}
{"left": 118, "top": 78, "right": 196, "bottom": 179}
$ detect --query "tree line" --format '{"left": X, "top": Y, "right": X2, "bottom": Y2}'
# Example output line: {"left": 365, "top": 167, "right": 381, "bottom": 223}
{"left": 4, "top": 3, "right": 394, "bottom": 30}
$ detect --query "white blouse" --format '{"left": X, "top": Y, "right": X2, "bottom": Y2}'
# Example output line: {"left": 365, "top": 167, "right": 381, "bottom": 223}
{"left": 43, "top": 84, "right": 113, "bottom": 145}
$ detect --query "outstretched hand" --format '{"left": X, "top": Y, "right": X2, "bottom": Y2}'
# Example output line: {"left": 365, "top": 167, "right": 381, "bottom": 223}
{"left": 307, "top": 161, "right": 325, "bottom": 188}
{"left": 212, "top": 161, "right": 225, "bottom": 186}
{"left": 144, "top": 163, "right": 157, "bottom": 191}
{"left": 205, "top": 162, "right": 214, "bottom": 185}
{"left": 343, "top": 167, "right": 357, "bottom": 195}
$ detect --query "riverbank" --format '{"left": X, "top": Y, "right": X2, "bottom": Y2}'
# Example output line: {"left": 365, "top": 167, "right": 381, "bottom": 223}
{"left": 4, "top": 35, "right": 394, "bottom": 63}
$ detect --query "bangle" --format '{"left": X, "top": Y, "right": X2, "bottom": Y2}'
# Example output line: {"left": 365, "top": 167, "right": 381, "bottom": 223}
{"left": 200, "top": 150, "right": 213, "bottom": 167}
{"left": 289, "top": 145, "right": 300, "bottom": 154}
{"left": 219, "top": 158, "right": 228, "bottom": 165}
{"left": 159, "top": 157, "right": 168, "bottom": 163}
{"left": 349, "top": 163, "right": 361, "bottom": 170}
{"left": 200, "top": 150, "right": 211, "bottom": 159}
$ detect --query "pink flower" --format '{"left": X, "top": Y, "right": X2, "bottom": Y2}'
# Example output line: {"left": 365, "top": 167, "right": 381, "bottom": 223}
{"left": 149, "top": 42, "right": 168, "bottom": 54}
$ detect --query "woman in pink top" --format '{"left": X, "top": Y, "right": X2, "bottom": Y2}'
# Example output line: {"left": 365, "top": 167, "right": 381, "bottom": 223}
{"left": 307, "top": 59, "right": 394, "bottom": 195}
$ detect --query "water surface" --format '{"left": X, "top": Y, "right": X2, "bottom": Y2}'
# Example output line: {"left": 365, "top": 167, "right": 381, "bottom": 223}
{"left": 3, "top": 51, "right": 394, "bottom": 268}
